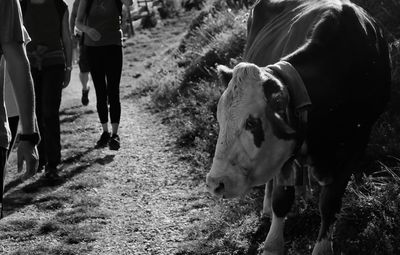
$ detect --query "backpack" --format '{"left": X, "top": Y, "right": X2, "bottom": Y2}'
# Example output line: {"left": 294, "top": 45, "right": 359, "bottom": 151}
{"left": 20, "top": 0, "right": 67, "bottom": 34}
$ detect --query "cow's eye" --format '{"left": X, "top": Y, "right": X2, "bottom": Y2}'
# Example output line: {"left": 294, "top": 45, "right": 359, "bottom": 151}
{"left": 244, "top": 115, "right": 265, "bottom": 147}
{"left": 245, "top": 116, "right": 257, "bottom": 130}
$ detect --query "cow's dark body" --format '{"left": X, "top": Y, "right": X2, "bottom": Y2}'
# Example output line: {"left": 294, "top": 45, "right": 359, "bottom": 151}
{"left": 285, "top": 4, "right": 390, "bottom": 182}
{"left": 245, "top": 0, "right": 391, "bottom": 252}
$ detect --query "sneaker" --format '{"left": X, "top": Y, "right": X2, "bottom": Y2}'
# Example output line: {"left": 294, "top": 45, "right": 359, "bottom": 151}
{"left": 44, "top": 171, "right": 60, "bottom": 180}
{"left": 44, "top": 165, "right": 62, "bottom": 181}
{"left": 109, "top": 134, "right": 120, "bottom": 151}
{"left": 96, "top": 132, "right": 110, "bottom": 148}
{"left": 81, "top": 88, "right": 90, "bottom": 106}
{"left": 37, "top": 162, "right": 46, "bottom": 173}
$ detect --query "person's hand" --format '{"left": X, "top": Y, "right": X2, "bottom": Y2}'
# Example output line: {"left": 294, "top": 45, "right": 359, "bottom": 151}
{"left": 71, "top": 35, "right": 79, "bottom": 45}
{"left": 87, "top": 28, "right": 101, "bottom": 41}
{"left": 17, "top": 141, "right": 39, "bottom": 181}
{"left": 63, "top": 68, "right": 72, "bottom": 88}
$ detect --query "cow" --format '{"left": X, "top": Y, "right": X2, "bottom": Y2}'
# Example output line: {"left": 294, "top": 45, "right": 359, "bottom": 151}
{"left": 206, "top": 0, "right": 391, "bottom": 254}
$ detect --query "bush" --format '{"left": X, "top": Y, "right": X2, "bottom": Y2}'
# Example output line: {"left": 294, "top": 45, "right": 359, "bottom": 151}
{"left": 182, "top": 0, "right": 206, "bottom": 11}
{"left": 178, "top": 0, "right": 231, "bottom": 52}
{"left": 149, "top": 7, "right": 247, "bottom": 157}
{"left": 180, "top": 26, "right": 246, "bottom": 91}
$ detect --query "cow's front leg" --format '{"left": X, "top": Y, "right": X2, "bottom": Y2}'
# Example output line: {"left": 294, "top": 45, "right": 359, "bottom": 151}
{"left": 262, "top": 180, "right": 273, "bottom": 216}
{"left": 263, "top": 185, "right": 295, "bottom": 255}
{"left": 312, "top": 174, "right": 350, "bottom": 255}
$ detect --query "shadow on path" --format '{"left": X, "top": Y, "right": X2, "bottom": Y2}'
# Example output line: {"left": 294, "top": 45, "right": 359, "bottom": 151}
{"left": 60, "top": 109, "right": 95, "bottom": 124}
{"left": 2, "top": 148, "right": 115, "bottom": 218}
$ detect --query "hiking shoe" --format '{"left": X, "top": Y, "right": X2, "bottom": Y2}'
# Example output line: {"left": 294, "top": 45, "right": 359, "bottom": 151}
{"left": 81, "top": 88, "right": 90, "bottom": 106}
{"left": 44, "top": 166, "right": 62, "bottom": 181}
{"left": 96, "top": 132, "right": 110, "bottom": 148}
{"left": 37, "top": 162, "right": 46, "bottom": 173}
{"left": 109, "top": 134, "right": 120, "bottom": 151}
{"left": 44, "top": 171, "right": 61, "bottom": 180}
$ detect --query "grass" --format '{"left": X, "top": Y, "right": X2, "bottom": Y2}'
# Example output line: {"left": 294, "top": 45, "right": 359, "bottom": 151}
{"left": 335, "top": 164, "right": 400, "bottom": 254}
{"left": 143, "top": 0, "right": 400, "bottom": 254}
{"left": 1, "top": 159, "right": 109, "bottom": 254}
{"left": 0, "top": 189, "right": 108, "bottom": 253}
{"left": 177, "top": 189, "right": 265, "bottom": 255}
{"left": 58, "top": 225, "right": 99, "bottom": 244}
{"left": 11, "top": 245, "right": 79, "bottom": 255}
{"left": 67, "top": 177, "right": 103, "bottom": 191}
{"left": 38, "top": 220, "right": 60, "bottom": 234}
{"left": 0, "top": 218, "right": 38, "bottom": 242}
{"left": 34, "top": 192, "right": 72, "bottom": 211}
{"left": 55, "top": 206, "right": 109, "bottom": 225}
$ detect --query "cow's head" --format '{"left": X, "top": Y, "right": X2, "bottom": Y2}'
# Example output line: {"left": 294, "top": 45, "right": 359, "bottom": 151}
{"left": 206, "top": 62, "right": 296, "bottom": 198}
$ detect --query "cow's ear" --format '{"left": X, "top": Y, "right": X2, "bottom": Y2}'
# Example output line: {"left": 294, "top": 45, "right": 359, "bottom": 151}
{"left": 217, "top": 65, "right": 233, "bottom": 87}
{"left": 263, "top": 79, "right": 296, "bottom": 140}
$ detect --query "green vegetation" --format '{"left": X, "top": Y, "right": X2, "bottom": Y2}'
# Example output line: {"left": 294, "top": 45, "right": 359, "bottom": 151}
{"left": 146, "top": 1, "right": 247, "bottom": 170}
{"left": 142, "top": 0, "right": 400, "bottom": 254}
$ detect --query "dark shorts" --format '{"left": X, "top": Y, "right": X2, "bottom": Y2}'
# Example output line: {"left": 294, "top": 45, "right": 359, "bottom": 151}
{"left": 78, "top": 41, "right": 90, "bottom": 73}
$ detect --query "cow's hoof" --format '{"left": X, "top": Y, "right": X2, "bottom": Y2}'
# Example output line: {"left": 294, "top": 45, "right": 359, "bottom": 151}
{"left": 312, "top": 239, "right": 333, "bottom": 255}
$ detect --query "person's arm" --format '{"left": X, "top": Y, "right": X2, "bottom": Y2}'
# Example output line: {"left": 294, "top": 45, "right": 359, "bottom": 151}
{"left": 2, "top": 43, "right": 35, "bottom": 134}
{"left": 70, "top": 0, "right": 79, "bottom": 35}
{"left": 0, "top": 58, "right": 4, "bottom": 86}
{"left": 76, "top": 0, "right": 101, "bottom": 41}
{"left": 62, "top": 8, "right": 72, "bottom": 88}
{"left": 2, "top": 42, "right": 39, "bottom": 176}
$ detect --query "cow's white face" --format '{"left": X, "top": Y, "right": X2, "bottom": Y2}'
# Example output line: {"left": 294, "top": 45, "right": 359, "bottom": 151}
{"left": 206, "top": 63, "right": 296, "bottom": 198}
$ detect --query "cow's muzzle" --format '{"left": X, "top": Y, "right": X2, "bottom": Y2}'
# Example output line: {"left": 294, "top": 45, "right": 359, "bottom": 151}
{"left": 206, "top": 174, "right": 227, "bottom": 197}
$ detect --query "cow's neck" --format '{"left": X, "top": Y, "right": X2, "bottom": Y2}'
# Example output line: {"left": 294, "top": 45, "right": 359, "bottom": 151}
{"left": 283, "top": 43, "right": 342, "bottom": 112}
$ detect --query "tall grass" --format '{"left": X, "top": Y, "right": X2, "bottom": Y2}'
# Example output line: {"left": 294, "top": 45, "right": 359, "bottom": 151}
{"left": 148, "top": 1, "right": 247, "bottom": 165}
{"left": 335, "top": 164, "right": 400, "bottom": 254}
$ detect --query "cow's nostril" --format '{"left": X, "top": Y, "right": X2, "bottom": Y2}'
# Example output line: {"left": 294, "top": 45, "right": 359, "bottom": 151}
{"left": 215, "top": 182, "right": 225, "bottom": 194}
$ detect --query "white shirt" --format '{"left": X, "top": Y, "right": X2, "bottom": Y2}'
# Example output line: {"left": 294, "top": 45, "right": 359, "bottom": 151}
{"left": 2, "top": 26, "right": 31, "bottom": 118}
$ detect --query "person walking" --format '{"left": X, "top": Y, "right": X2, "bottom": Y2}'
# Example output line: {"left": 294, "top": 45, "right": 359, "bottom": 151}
{"left": 1, "top": 27, "right": 32, "bottom": 159}
{"left": 22, "top": 0, "right": 72, "bottom": 178}
{"left": 0, "top": 0, "right": 40, "bottom": 218}
{"left": 76, "top": 0, "right": 133, "bottom": 150}
{"left": 70, "top": 0, "right": 91, "bottom": 106}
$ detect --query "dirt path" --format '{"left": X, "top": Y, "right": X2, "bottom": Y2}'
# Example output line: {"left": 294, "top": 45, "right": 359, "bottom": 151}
{"left": 1, "top": 13, "right": 216, "bottom": 255}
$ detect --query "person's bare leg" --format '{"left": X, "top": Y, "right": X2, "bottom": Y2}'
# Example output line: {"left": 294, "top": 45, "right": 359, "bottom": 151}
{"left": 111, "top": 123, "right": 119, "bottom": 136}
{"left": 79, "top": 71, "right": 89, "bottom": 90}
{"left": 102, "top": 123, "right": 109, "bottom": 133}
{"left": 80, "top": 72, "right": 90, "bottom": 105}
